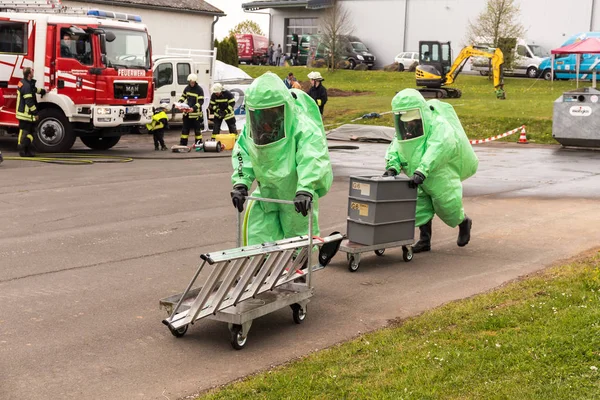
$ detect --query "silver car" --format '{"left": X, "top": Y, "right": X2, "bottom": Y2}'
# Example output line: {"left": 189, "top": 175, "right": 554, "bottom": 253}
{"left": 394, "top": 51, "right": 419, "bottom": 71}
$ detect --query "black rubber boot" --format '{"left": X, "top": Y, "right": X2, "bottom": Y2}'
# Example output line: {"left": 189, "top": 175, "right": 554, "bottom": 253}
{"left": 412, "top": 220, "right": 432, "bottom": 253}
{"left": 179, "top": 138, "right": 188, "bottom": 146}
{"left": 20, "top": 140, "right": 35, "bottom": 158}
{"left": 457, "top": 216, "right": 472, "bottom": 247}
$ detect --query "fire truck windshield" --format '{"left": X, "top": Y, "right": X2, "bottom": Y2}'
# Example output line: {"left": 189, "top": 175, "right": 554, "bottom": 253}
{"left": 105, "top": 28, "right": 150, "bottom": 70}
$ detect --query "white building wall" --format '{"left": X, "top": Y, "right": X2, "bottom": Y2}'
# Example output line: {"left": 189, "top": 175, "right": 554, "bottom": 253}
{"left": 342, "top": 0, "right": 407, "bottom": 68}
{"left": 64, "top": 1, "right": 215, "bottom": 54}
{"left": 264, "top": 0, "right": 600, "bottom": 68}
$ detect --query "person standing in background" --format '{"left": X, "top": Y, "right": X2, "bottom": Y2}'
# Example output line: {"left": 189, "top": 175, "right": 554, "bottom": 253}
{"left": 274, "top": 44, "right": 282, "bottom": 66}
{"left": 267, "top": 42, "right": 274, "bottom": 66}
{"left": 307, "top": 71, "right": 327, "bottom": 116}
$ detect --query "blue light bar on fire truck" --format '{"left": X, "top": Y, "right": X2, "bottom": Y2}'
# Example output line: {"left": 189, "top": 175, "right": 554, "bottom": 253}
{"left": 87, "top": 9, "right": 142, "bottom": 22}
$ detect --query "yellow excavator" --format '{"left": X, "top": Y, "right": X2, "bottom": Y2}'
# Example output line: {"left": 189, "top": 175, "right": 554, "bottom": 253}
{"left": 415, "top": 41, "right": 506, "bottom": 99}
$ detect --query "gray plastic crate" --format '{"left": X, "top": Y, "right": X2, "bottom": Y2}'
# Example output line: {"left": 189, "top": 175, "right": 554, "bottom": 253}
{"left": 348, "top": 197, "right": 416, "bottom": 224}
{"left": 349, "top": 175, "right": 415, "bottom": 202}
{"left": 347, "top": 219, "right": 415, "bottom": 246}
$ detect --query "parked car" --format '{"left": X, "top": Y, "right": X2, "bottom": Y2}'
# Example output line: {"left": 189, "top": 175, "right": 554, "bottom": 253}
{"left": 294, "top": 34, "right": 376, "bottom": 69}
{"left": 394, "top": 51, "right": 419, "bottom": 71}
{"left": 471, "top": 38, "right": 548, "bottom": 78}
{"left": 538, "top": 32, "right": 600, "bottom": 80}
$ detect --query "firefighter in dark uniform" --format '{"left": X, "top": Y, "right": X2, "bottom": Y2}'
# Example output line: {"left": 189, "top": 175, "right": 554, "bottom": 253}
{"left": 209, "top": 83, "right": 237, "bottom": 139}
{"left": 146, "top": 102, "right": 169, "bottom": 151}
{"left": 307, "top": 71, "right": 328, "bottom": 116}
{"left": 177, "top": 73, "right": 204, "bottom": 146}
{"left": 17, "top": 67, "right": 46, "bottom": 157}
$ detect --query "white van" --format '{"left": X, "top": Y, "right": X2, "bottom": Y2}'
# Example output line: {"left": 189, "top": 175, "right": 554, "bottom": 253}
{"left": 152, "top": 48, "right": 214, "bottom": 128}
{"left": 471, "top": 38, "right": 549, "bottom": 78}
{"left": 152, "top": 48, "right": 253, "bottom": 129}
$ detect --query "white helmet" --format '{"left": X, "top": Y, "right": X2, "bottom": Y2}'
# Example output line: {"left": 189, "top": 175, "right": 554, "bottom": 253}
{"left": 307, "top": 71, "right": 324, "bottom": 81}
{"left": 187, "top": 73, "right": 198, "bottom": 82}
{"left": 212, "top": 83, "right": 224, "bottom": 94}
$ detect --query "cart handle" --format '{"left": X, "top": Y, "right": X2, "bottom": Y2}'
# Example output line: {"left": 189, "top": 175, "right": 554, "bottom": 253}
{"left": 236, "top": 195, "right": 314, "bottom": 287}
{"left": 246, "top": 196, "right": 296, "bottom": 206}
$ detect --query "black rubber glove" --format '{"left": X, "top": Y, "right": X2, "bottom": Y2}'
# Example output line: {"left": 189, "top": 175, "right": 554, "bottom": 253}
{"left": 382, "top": 168, "right": 397, "bottom": 177}
{"left": 294, "top": 191, "right": 313, "bottom": 217}
{"left": 39, "top": 89, "right": 46, "bottom": 97}
{"left": 230, "top": 184, "right": 248, "bottom": 212}
{"left": 408, "top": 171, "right": 426, "bottom": 189}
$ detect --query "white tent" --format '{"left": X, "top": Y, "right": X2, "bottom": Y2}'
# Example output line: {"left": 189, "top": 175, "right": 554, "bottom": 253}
{"left": 213, "top": 60, "right": 253, "bottom": 84}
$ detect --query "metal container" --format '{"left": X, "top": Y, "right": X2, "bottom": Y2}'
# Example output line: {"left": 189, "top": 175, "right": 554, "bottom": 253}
{"left": 346, "top": 175, "right": 417, "bottom": 246}
{"left": 349, "top": 175, "right": 415, "bottom": 201}
{"left": 347, "top": 219, "right": 415, "bottom": 246}
{"left": 553, "top": 87, "right": 600, "bottom": 148}
{"left": 347, "top": 198, "right": 416, "bottom": 224}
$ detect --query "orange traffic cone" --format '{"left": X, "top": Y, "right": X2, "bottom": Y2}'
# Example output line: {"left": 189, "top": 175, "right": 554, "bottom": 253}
{"left": 517, "top": 126, "right": 528, "bottom": 144}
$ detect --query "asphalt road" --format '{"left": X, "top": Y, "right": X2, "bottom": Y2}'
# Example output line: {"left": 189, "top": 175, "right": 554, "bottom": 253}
{"left": 1, "top": 135, "right": 599, "bottom": 399}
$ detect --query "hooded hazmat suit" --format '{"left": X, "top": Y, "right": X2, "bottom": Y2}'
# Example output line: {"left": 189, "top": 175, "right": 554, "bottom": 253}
{"left": 385, "top": 89, "right": 478, "bottom": 228}
{"left": 231, "top": 72, "right": 333, "bottom": 245}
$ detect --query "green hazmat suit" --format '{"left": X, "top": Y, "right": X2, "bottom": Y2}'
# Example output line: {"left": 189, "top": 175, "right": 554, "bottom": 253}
{"left": 385, "top": 88, "right": 478, "bottom": 228}
{"left": 231, "top": 72, "right": 333, "bottom": 245}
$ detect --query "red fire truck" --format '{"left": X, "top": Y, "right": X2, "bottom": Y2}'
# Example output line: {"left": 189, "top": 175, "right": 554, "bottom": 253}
{"left": 0, "top": 1, "right": 154, "bottom": 151}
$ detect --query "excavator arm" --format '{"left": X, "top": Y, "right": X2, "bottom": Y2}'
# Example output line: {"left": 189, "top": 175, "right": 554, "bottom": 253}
{"left": 445, "top": 46, "right": 505, "bottom": 98}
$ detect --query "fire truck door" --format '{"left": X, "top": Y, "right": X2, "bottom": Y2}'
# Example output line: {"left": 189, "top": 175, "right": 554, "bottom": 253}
{"left": 55, "top": 26, "right": 97, "bottom": 105}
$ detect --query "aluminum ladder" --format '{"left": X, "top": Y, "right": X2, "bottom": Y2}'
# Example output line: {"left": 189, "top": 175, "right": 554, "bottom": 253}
{"left": 160, "top": 197, "right": 343, "bottom": 349}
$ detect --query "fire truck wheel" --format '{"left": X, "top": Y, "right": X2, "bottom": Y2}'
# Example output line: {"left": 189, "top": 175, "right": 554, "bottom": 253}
{"left": 80, "top": 136, "right": 121, "bottom": 150}
{"left": 35, "top": 109, "right": 76, "bottom": 153}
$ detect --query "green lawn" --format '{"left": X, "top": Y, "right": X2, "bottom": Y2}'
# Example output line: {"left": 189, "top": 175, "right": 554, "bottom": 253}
{"left": 239, "top": 66, "right": 580, "bottom": 144}
{"left": 200, "top": 252, "right": 600, "bottom": 400}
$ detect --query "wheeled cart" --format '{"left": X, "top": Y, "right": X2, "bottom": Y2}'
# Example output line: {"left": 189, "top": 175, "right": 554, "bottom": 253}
{"left": 160, "top": 196, "right": 343, "bottom": 350}
{"left": 339, "top": 239, "right": 414, "bottom": 272}
{"left": 340, "top": 175, "right": 417, "bottom": 272}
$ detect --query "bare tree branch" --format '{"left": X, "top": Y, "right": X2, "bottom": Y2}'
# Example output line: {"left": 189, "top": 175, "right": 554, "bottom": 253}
{"left": 318, "top": 0, "right": 354, "bottom": 71}
{"left": 229, "top": 20, "right": 265, "bottom": 37}
{"left": 466, "top": 0, "right": 525, "bottom": 46}
{"left": 465, "top": 0, "right": 525, "bottom": 70}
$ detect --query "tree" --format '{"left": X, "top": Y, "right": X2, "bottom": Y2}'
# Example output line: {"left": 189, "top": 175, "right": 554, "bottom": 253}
{"left": 228, "top": 35, "right": 239, "bottom": 67}
{"left": 214, "top": 36, "right": 239, "bottom": 66}
{"left": 318, "top": 0, "right": 354, "bottom": 71}
{"left": 466, "top": 0, "right": 525, "bottom": 70}
{"left": 228, "top": 20, "right": 265, "bottom": 37}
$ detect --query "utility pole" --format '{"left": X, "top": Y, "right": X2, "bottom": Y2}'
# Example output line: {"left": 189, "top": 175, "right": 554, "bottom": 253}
{"left": 592, "top": 0, "right": 596, "bottom": 31}
{"left": 403, "top": 0, "right": 409, "bottom": 51}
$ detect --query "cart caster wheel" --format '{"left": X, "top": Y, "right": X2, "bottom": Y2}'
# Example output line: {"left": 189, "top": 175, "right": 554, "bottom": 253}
{"left": 291, "top": 303, "right": 306, "bottom": 324}
{"left": 374, "top": 249, "right": 385, "bottom": 256}
{"left": 402, "top": 246, "right": 413, "bottom": 262}
{"left": 169, "top": 325, "right": 188, "bottom": 338}
{"left": 346, "top": 253, "right": 352, "bottom": 261}
{"left": 348, "top": 255, "right": 360, "bottom": 272}
{"left": 230, "top": 324, "right": 247, "bottom": 350}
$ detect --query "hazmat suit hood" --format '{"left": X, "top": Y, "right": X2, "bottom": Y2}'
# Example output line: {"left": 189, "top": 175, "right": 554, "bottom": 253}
{"left": 389, "top": 89, "right": 436, "bottom": 178}
{"left": 391, "top": 88, "right": 434, "bottom": 140}
{"left": 385, "top": 88, "right": 478, "bottom": 228}
{"left": 232, "top": 72, "right": 333, "bottom": 242}
{"left": 245, "top": 72, "right": 296, "bottom": 149}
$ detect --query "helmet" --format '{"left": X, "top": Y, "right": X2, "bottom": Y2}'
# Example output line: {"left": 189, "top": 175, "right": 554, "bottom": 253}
{"left": 307, "top": 71, "right": 324, "bottom": 81}
{"left": 212, "top": 83, "right": 224, "bottom": 94}
{"left": 187, "top": 73, "right": 198, "bottom": 82}
{"left": 156, "top": 101, "right": 169, "bottom": 111}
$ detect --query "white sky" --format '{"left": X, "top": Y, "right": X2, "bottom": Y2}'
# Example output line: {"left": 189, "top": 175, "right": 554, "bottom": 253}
{"left": 209, "top": 0, "right": 270, "bottom": 40}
